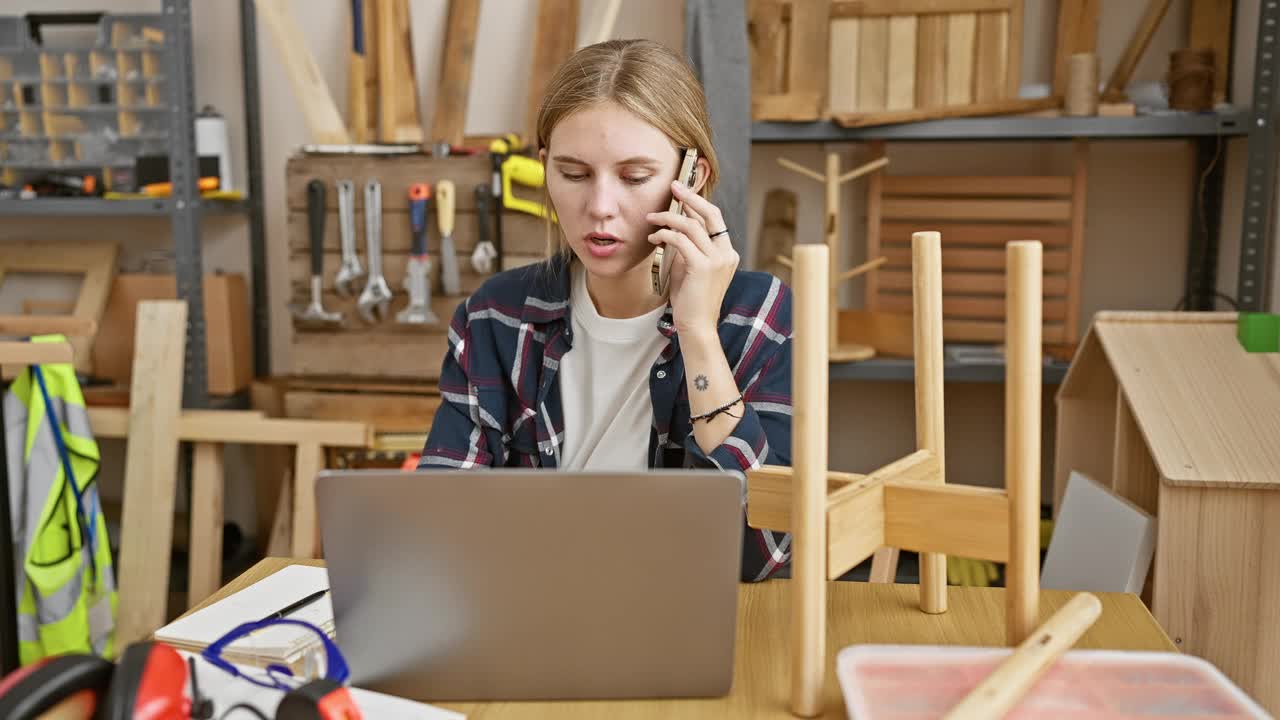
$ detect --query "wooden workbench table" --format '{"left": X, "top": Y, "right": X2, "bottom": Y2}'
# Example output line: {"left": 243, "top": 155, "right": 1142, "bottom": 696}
{"left": 1056, "top": 311, "right": 1280, "bottom": 714}
{"left": 191, "top": 558, "right": 1175, "bottom": 718}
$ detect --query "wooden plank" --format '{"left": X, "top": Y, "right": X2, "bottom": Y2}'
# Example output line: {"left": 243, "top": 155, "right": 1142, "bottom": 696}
{"left": 748, "top": 0, "right": 788, "bottom": 96}
{"left": 883, "top": 175, "right": 1072, "bottom": 197}
{"left": 347, "top": 0, "right": 376, "bottom": 143}
{"left": 945, "top": 13, "right": 977, "bottom": 105}
{"left": 878, "top": 294, "right": 1069, "bottom": 321}
{"left": 828, "top": 18, "right": 860, "bottom": 114}
{"left": 885, "top": 16, "right": 916, "bottom": 110}
{"left": 1101, "top": 0, "right": 1174, "bottom": 103}
{"left": 284, "top": 390, "right": 442, "bottom": 434}
{"left": 878, "top": 270, "right": 1070, "bottom": 295}
{"left": 292, "top": 442, "right": 325, "bottom": 558}
{"left": 786, "top": 0, "right": 831, "bottom": 123}
{"left": 432, "top": 0, "right": 481, "bottom": 147}
{"left": 756, "top": 188, "right": 798, "bottom": 283}
{"left": 838, "top": 309, "right": 914, "bottom": 358}
{"left": 0, "top": 341, "right": 73, "bottom": 367}
{"left": 973, "top": 11, "right": 1009, "bottom": 102}
{"left": 914, "top": 15, "right": 947, "bottom": 108}
{"left": 85, "top": 406, "right": 371, "bottom": 447}
{"left": 1006, "top": 0, "right": 1023, "bottom": 97}
{"left": 1052, "top": 0, "right": 1099, "bottom": 94}
{"left": 861, "top": 449, "right": 941, "bottom": 486}
{"left": 527, "top": 0, "right": 579, "bottom": 141}
{"left": 387, "top": 0, "right": 423, "bottom": 143}
{"left": 882, "top": 198, "right": 1072, "bottom": 222}
{"left": 856, "top": 17, "right": 889, "bottom": 111}
{"left": 291, "top": 329, "right": 452, "bottom": 380}
{"left": 880, "top": 222, "right": 1071, "bottom": 247}
{"left": 827, "top": 478, "right": 886, "bottom": 579}
{"left": 253, "top": 0, "right": 350, "bottom": 143}
{"left": 831, "top": 0, "right": 1012, "bottom": 16}
{"left": 250, "top": 380, "right": 290, "bottom": 554}
{"left": 939, "top": 319, "right": 1067, "bottom": 344}
{"left": 1189, "top": 0, "right": 1233, "bottom": 104}
{"left": 746, "top": 467, "right": 865, "bottom": 533}
{"left": 753, "top": 92, "right": 825, "bottom": 121}
{"left": 187, "top": 442, "right": 225, "bottom": 609}
{"left": 116, "top": 300, "right": 186, "bottom": 645}
{"left": 266, "top": 471, "right": 294, "bottom": 558}
{"left": 833, "top": 95, "right": 1059, "bottom": 127}
{"left": 883, "top": 481, "right": 1011, "bottom": 562}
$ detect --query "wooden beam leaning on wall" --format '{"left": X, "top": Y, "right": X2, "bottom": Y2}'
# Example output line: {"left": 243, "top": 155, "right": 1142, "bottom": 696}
{"left": 254, "top": 0, "right": 351, "bottom": 143}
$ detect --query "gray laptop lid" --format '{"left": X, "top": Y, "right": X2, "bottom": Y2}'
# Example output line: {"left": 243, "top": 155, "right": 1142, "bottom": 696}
{"left": 315, "top": 469, "right": 744, "bottom": 702}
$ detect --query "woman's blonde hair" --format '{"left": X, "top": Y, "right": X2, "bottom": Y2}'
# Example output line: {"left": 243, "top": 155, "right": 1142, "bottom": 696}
{"left": 535, "top": 39, "right": 719, "bottom": 258}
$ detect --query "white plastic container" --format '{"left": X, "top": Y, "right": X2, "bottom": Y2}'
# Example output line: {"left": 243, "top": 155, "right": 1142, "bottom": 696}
{"left": 837, "top": 645, "right": 1271, "bottom": 719}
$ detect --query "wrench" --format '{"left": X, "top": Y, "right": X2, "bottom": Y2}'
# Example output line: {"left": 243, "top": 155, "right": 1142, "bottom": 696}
{"left": 334, "top": 180, "right": 364, "bottom": 295}
{"left": 356, "top": 180, "right": 393, "bottom": 323}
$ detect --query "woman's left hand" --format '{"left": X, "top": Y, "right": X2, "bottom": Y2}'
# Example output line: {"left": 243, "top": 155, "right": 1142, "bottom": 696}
{"left": 647, "top": 180, "right": 739, "bottom": 342}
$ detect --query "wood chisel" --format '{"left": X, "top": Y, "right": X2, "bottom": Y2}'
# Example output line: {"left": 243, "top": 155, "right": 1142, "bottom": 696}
{"left": 436, "top": 179, "right": 461, "bottom": 295}
{"left": 398, "top": 183, "right": 440, "bottom": 325}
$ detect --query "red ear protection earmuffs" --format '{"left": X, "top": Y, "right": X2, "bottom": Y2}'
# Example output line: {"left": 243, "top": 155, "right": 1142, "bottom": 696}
{"left": 0, "top": 653, "right": 114, "bottom": 719}
{"left": 0, "top": 642, "right": 203, "bottom": 720}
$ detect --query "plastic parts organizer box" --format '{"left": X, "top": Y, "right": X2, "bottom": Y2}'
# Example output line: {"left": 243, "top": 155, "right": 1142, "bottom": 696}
{"left": 837, "top": 645, "right": 1271, "bottom": 719}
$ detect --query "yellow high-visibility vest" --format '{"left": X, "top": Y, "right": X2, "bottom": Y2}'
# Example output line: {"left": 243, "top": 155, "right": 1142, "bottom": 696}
{"left": 4, "top": 335, "right": 116, "bottom": 664}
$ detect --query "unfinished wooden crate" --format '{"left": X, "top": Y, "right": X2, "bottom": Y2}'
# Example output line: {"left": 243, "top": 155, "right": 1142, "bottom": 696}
{"left": 746, "top": 233, "right": 1043, "bottom": 716}
{"left": 285, "top": 152, "right": 550, "bottom": 380}
{"left": 865, "top": 141, "right": 1088, "bottom": 345}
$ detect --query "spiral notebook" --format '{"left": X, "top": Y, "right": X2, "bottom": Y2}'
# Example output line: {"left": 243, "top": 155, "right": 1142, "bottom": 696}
{"left": 154, "top": 565, "right": 333, "bottom": 673}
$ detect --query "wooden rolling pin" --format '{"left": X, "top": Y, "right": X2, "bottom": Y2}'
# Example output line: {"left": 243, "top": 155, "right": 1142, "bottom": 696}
{"left": 944, "top": 592, "right": 1103, "bottom": 720}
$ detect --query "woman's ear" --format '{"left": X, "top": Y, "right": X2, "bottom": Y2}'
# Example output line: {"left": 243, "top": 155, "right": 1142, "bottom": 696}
{"left": 538, "top": 147, "right": 547, "bottom": 165}
{"left": 692, "top": 156, "right": 711, "bottom": 194}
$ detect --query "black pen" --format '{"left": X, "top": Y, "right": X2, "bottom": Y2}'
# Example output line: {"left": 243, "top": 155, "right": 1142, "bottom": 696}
{"left": 261, "top": 589, "right": 328, "bottom": 622}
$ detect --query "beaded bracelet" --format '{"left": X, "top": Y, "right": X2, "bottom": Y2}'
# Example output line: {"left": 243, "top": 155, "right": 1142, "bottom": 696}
{"left": 690, "top": 393, "right": 745, "bottom": 423}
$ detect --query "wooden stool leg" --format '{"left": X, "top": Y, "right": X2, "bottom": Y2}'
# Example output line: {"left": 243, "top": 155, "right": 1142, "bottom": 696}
{"left": 869, "top": 546, "right": 899, "bottom": 583}
{"left": 266, "top": 469, "right": 294, "bottom": 557}
{"left": 913, "top": 232, "right": 947, "bottom": 614}
{"left": 792, "top": 244, "right": 829, "bottom": 717}
{"left": 1006, "top": 240, "right": 1042, "bottom": 644}
{"left": 291, "top": 442, "right": 325, "bottom": 558}
{"left": 188, "top": 442, "right": 225, "bottom": 608}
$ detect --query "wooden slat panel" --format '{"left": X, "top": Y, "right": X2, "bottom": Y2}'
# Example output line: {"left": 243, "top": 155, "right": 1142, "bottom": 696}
{"left": 865, "top": 141, "right": 886, "bottom": 309}
{"left": 1066, "top": 140, "right": 1088, "bottom": 343}
{"left": 883, "top": 198, "right": 1072, "bottom": 222}
{"left": 945, "top": 13, "right": 977, "bottom": 105}
{"left": 884, "top": 481, "right": 1011, "bottom": 562}
{"left": 285, "top": 390, "right": 442, "bottom": 434}
{"left": 878, "top": 293, "right": 1069, "bottom": 321}
{"left": 882, "top": 247, "right": 1070, "bottom": 271}
{"left": 785, "top": 0, "right": 830, "bottom": 121}
{"left": 292, "top": 330, "right": 451, "bottom": 380}
{"left": 973, "top": 11, "right": 1008, "bottom": 102}
{"left": 878, "top": 269, "right": 1070, "bottom": 295}
{"left": 939, "top": 319, "right": 1067, "bottom": 344}
{"left": 288, "top": 252, "right": 542, "bottom": 307}
{"left": 828, "top": 18, "right": 861, "bottom": 113}
{"left": 883, "top": 175, "right": 1072, "bottom": 197}
{"left": 886, "top": 16, "right": 917, "bottom": 110}
{"left": 287, "top": 155, "right": 495, "bottom": 211}
{"left": 880, "top": 222, "right": 1071, "bottom": 247}
{"left": 1007, "top": 0, "right": 1023, "bottom": 96}
{"left": 857, "top": 17, "right": 889, "bottom": 111}
{"left": 832, "top": 0, "right": 1014, "bottom": 17}
{"left": 914, "top": 15, "right": 947, "bottom": 107}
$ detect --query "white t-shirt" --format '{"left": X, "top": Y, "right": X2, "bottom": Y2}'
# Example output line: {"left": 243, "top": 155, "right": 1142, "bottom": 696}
{"left": 557, "top": 263, "right": 668, "bottom": 470}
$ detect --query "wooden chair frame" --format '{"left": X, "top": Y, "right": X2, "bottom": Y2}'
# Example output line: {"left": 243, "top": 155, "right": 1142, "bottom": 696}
{"left": 746, "top": 232, "right": 1043, "bottom": 717}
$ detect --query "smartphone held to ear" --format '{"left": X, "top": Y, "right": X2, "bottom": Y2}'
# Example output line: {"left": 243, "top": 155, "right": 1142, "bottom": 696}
{"left": 652, "top": 148, "right": 699, "bottom": 297}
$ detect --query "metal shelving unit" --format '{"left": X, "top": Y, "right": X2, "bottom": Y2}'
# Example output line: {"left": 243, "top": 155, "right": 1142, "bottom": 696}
{"left": 0, "top": 0, "right": 268, "bottom": 409}
{"left": 752, "top": 5, "right": 1278, "bottom": 325}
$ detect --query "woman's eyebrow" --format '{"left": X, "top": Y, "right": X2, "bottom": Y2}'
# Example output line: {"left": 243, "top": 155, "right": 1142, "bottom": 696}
{"left": 549, "top": 154, "right": 661, "bottom": 167}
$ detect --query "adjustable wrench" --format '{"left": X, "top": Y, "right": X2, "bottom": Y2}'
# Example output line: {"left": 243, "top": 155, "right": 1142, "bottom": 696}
{"left": 334, "top": 179, "right": 364, "bottom": 295}
{"left": 356, "top": 180, "right": 393, "bottom": 323}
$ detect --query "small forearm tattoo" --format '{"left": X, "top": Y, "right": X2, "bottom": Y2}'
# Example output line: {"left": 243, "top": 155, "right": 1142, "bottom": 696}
{"left": 694, "top": 374, "right": 709, "bottom": 391}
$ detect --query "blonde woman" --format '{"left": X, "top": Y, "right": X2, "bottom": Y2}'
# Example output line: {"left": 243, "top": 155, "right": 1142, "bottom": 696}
{"left": 419, "top": 40, "right": 792, "bottom": 582}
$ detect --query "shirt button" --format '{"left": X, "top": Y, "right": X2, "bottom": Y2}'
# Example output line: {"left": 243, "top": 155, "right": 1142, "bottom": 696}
{"left": 656, "top": 370, "right": 667, "bottom": 379}
{"left": 544, "top": 448, "right": 553, "bottom": 456}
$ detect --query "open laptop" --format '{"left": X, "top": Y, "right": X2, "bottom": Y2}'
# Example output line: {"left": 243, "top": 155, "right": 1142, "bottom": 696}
{"left": 314, "top": 468, "right": 744, "bottom": 702}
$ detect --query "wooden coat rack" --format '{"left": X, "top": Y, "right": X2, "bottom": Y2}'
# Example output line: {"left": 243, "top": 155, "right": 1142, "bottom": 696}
{"left": 746, "top": 232, "right": 1043, "bottom": 716}
{"left": 776, "top": 153, "right": 889, "bottom": 362}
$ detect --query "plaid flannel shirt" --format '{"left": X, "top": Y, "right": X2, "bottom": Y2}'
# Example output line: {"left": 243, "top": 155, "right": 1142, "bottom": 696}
{"left": 418, "top": 253, "right": 793, "bottom": 581}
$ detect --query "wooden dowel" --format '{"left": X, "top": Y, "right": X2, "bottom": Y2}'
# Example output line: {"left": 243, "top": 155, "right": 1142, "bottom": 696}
{"left": 1006, "top": 240, "right": 1042, "bottom": 644}
{"left": 912, "top": 231, "right": 947, "bottom": 614}
{"left": 777, "top": 157, "right": 827, "bottom": 184}
{"left": 825, "top": 153, "right": 840, "bottom": 356}
{"left": 836, "top": 156, "right": 890, "bottom": 185}
{"left": 837, "top": 256, "right": 887, "bottom": 283}
{"left": 0, "top": 315, "right": 97, "bottom": 337}
{"left": 944, "top": 593, "right": 1102, "bottom": 720}
{"left": 791, "top": 243, "right": 829, "bottom": 717}
{"left": 833, "top": 96, "right": 1062, "bottom": 128}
